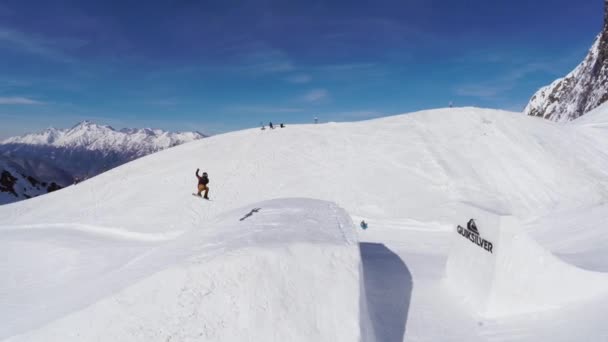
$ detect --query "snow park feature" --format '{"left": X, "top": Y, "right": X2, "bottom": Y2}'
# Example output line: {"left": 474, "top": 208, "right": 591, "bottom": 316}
{"left": 3, "top": 107, "right": 608, "bottom": 340}
{"left": 1, "top": 199, "right": 373, "bottom": 342}
{"left": 445, "top": 216, "right": 608, "bottom": 318}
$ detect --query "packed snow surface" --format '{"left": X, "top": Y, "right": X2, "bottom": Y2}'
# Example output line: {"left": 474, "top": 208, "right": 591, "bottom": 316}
{"left": 2, "top": 107, "right": 608, "bottom": 341}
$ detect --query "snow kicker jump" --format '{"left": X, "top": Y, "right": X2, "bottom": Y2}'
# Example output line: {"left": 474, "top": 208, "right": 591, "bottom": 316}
{"left": 445, "top": 216, "right": 608, "bottom": 318}
{"left": 1, "top": 199, "right": 376, "bottom": 342}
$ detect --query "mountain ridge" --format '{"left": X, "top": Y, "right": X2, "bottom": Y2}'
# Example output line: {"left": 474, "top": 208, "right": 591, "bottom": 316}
{"left": 2, "top": 121, "right": 206, "bottom": 153}
{"left": 524, "top": 0, "right": 608, "bottom": 121}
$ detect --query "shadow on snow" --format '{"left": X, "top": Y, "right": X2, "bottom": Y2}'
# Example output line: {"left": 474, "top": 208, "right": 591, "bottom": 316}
{"left": 360, "top": 242, "right": 413, "bottom": 342}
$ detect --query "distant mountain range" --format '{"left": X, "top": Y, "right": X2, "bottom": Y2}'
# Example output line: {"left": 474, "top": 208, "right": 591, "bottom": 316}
{"left": 524, "top": 0, "right": 608, "bottom": 121}
{"left": 0, "top": 121, "right": 205, "bottom": 204}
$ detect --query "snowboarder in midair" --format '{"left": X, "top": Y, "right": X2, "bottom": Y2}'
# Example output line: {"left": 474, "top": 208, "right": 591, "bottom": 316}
{"left": 195, "top": 168, "right": 210, "bottom": 199}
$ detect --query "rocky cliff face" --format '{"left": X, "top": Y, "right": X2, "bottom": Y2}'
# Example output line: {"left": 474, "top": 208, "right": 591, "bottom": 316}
{"left": 524, "top": 0, "right": 608, "bottom": 122}
{"left": 0, "top": 157, "right": 62, "bottom": 205}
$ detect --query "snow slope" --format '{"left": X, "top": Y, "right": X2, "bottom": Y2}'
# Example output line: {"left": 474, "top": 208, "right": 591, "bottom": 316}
{"left": 571, "top": 101, "right": 608, "bottom": 127}
{"left": 3, "top": 108, "right": 608, "bottom": 232}
{"left": 3, "top": 107, "right": 608, "bottom": 341}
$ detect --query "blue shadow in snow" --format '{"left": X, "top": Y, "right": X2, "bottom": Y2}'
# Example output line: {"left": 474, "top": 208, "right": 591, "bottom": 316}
{"left": 360, "top": 242, "right": 413, "bottom": 342}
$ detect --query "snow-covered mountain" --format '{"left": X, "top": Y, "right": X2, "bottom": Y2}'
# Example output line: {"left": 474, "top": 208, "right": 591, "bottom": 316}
{"left": 2, "top": 107, "right": 608, "bottom": 341}
{"left": 2, "top": 121, "right": 205, "bottom": 155}
{"left": 0, "top": 121, "right": 205, "bottom": 204}
{"left": 0, "top": 157, "right": 62, "bottom": 205}
{"left": 524, "top": 0, "right": 608, "bottom": 121}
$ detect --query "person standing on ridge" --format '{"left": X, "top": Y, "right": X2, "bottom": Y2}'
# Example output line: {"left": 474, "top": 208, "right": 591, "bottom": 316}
{"left": 195, "top": 168, "right": 210, "bottom": 199}
{"left": 269, "top": 122, "right": 274, "bottom": 129}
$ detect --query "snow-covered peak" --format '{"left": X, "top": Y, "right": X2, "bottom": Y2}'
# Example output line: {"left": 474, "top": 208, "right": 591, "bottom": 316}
{"left": 524, "top": 1, "right": 608, "bottom": 121}
{"left": 1, "top": 121, "right": 206, "bottom": 155}
{"left": 68, "top": 120, "right": 114, "bottom": 132}
{"left": 3, "top": 127, "right": 63, "bottom": 145}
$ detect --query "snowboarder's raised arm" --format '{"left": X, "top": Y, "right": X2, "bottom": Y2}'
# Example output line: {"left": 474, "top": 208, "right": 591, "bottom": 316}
{"left": 195, "top": 168, "right": 200, "bottom": 178}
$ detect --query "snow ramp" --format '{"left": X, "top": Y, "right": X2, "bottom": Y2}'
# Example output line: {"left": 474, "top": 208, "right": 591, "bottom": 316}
{"left": 5, "top": 198, "right": 375, "bottom": 342}
{"left": 445, "top": 215, "right": 608, "bottom": 318}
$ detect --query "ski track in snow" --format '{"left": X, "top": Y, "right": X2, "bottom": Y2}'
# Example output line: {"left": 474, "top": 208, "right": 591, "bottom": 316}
{"left": 0, "top": 223, "right": 184, "bottom": 242}
{"left": 3, "top": 107, "right": 608, "bottom": 341}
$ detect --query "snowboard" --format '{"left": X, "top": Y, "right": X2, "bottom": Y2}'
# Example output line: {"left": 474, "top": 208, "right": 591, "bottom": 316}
{"left": 192, "top": 193, "right": 211, "bottom": 200}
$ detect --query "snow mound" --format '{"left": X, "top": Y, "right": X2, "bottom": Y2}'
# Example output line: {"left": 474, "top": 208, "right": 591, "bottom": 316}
{"left": 2, "top": 198, "right": 373, "bottom": 342}
{"left": 445, "top": 215, "right": 608, "bottom": 318}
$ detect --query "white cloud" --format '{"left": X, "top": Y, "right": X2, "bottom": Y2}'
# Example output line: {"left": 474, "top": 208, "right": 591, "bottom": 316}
{"left": 321, "top": 110, "right": 386, "bottom": 121}
{"left": 0, "top": 27, "right": 77, "bottom": 63}
{"left": 454, "top": 62, "right": 559, "bottom": 100}
{"left": 316, "top": 63, "right": 377, "bottom": 72}
{"left": 454, "top": 85, "right": 508, "bottom": 98}
{"left": 302, "top": 89, "right": 329, "bottom": 104}
{"left": 333, "top": 110, "right": 383, "bottom": 120}
{"left": 227, "top": 105, "right": 304, "bottom": 113}
{"left": 0, "top": 96, "right": 44, "bottom": 105}
{"left": 238, "top": 44, "right": 294, "bottom": 74}
{"left": 286, "top": 74, "right": 312, "bottom": 84}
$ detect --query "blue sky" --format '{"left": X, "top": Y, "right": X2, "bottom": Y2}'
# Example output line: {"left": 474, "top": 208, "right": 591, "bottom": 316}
{"left": 0, "top": 0, "right": 602, "bottom": 137}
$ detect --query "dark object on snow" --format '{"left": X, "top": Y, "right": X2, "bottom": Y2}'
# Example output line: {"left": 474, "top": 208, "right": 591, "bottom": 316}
{"left": 280, "top": 123, "right": 285, "bottom": 128}
{"left": 192, "top": 193, "right": 211, "bottom": 200}
{"left": 240, "top": 208, "right": 261, "bottom": 221}
{"left": 269, "top": 122, "right": 274, "bottom": 129}
{"left": 195, "top": 168, "right": 210, "bottom": 199}
{"left": 360, "top": 220, "right": 368, "bottom": 230}
{"left": 47, "top": 182, "right": 62, "bottom": 193}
